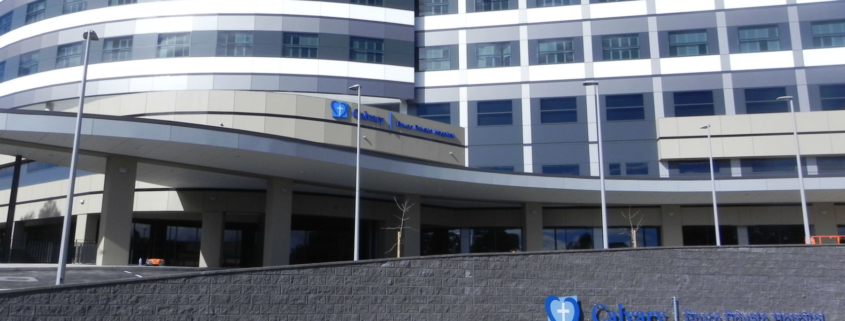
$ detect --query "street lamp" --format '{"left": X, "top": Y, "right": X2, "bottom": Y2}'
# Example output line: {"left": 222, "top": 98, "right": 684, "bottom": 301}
{"left": 583, "top": 81, "right": 608, "bottom": 249}
{"left": 700, "top": 124, "right": 721, "bottom": 246}
{"left": 776, "top": 96, "right": 811, "bottom": 244}
{"left": 56, "top": 30, "right": 99, "bottom": 285}
{"left": 348, "top": 84, "right": 362, "bottom": 261}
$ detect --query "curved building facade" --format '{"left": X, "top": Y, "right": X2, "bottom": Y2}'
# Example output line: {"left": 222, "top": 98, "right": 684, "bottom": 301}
{"left": 0, "top": 0, "right": 842, "bottom": 267}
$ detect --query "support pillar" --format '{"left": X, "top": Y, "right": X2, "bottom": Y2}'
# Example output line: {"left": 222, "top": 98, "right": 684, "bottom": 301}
{"left": 96, "top": 156, "right": 137, "bottom": 266}
{"left": 74, "top": 214, "right": 99, "bottom": 243}
{"left": 523, "top": 203, "right": 543, "bottom": 252}
{"left": 660, "top": 205, "right": 683, "bottom": 247}
{"left": 263, "top": 178, "right": 293, "bottom": 266}
{"left": 399, "top": 195, "right": 420, "bottom": 257}
{"left": 2, "top": 155, "right": 21, "bottom": 262}
{"left": 200, "top": 212, "right": 224, "bottom": 268}
{"left": 810, "top": 203, "right": 837, "bottom": 237}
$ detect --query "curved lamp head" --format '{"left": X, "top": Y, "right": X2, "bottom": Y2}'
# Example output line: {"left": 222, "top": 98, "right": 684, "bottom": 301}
{"left": 348, "top": 84, "right": 361, "bottom": 91}
{"left": 83, "top": 30, "right": 99, "bottom": 41}
{"left": 776, "top": 96, "right": 793, "bottom": 101}
{"left": 583, "top": 81, "right": 599, "bottom": 86}
{"left": 700, "top": 124, "right": 710, "bottom": 129}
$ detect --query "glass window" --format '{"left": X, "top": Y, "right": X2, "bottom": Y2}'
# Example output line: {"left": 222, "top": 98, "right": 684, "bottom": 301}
{"left": 820, "top": 84, "right": 845, "bottom": 111}
{"left": 596, "top": 0, "right": 631, "bottom": 2}
{"left": 811, "top": 21, "right": 845, "bottom": 48}
{"left": 109, "top": 0, "right": 136, "bottom": 5}
{"left": 56, "top": 43, "right": 83, "bottom": 68}
{"left": 102, "top": 37, "right": 133, "bottom": 62}
{"left": 817, "top": 156, "right": 845, "bottom": 175}
{"left": 606, "top": 226, "right": 660, "bottom": 248}
{"left": 669, "top": 30, "right": 708, "bottom": 57}
{"left": 0, "top": 13, "right": 11, "bottom": 36}
{"left": 537, "top": 0, "right": 576, "bottom": 7}
{"left": 418, "top": 46, "right": 451, "bottom": 71}
{"left": 477, "top": 100, "right": 512, "bottom": 126}
{"left": 26, "top": 161, "right": 57, "bottom": 173}
{"left": 26, "top": 1, "right": 46, "bottom": 25}
{"left": 421, "top": 228, "right": 460, "bottom": 255}
{"left": 157, "top": 33, "right": 191, "bottom": 58}
{"left": 0, "top": 166, "right": 13, "bottom": 179}
{"left": 543, "top": 228, "right": 594, "bottom": 250}
{"left": 475, "top": 0, "right": 509, "bottom": 11}
{"left": 351, "top": 0, "right": 383, "bottom": 6}
{"left": 419, "top": 0, "right": 449, "bottom": 16}
{"left": 476, "top": 43, "right": 512, "bottom": 68}
{"left": 217, "top": 31, "right": 253, "bottom": 57}
{"left": 479, "top": 166, "right": 515, "bottom": 172}
{"left": 738, "top": 26, "right": 780, "bottom": 53}
{"left": 748, "top": 225, "right": 805, "bottom": 245}
{"left": 538, "top": 38, "right": 574, "bottom": 65}
{"left": 602, "top": 34, "right": 639, "bottom": 61}
{"left": 540, "top": 97, "right": 577, "bottom": 123}
{"left": 18, "top": 51, "right": 40, "bottom": 76}
{"left": 283, "top": 33, "right": 319, "bottom": 58}
{"left": 626, "top": 162, "right": 648, "bottom": 175}
{"left": 745, "top": 87, "right": 788, "bottom": 114}
{"left": 674, "top": 91, "right": 715, "bottom": 117}
{"left": 542, "top": 165, "right": 580, "bottom": 176}
{"left": 672, "top": 160, "right": 730, "bottom": 175}
{"left": 417, "top": 103, "right": 451, "bottom": 124}
{"left": 470, "top": 228, "right": 522, "bottom": 253}
{"left": 682, "top": 226, "right": 739, "bottom": 246}
{"left": 350, "top": 37, "right": 383, "bottom": 63}
{"left": 0, "top": 61, "right": 5, "bottom": 82}
{"left": 609, "top": 163, "right": 621, "bottom": 176}
{"left": 63, "top": 0, "right": 87, "bottom": 14}
{"left": 606, "top": 94, "right": 645, "bottom": 121}
{"left": 745, "top": 158, "right": 796, "bottom": 173}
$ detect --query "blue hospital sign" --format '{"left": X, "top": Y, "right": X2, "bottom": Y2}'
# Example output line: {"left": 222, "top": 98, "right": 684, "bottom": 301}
{"left": 545, "top": 296, "right": 580, "bottom": 321}
{"left": 331, "top": 101, "right": 348, "bottom": 118}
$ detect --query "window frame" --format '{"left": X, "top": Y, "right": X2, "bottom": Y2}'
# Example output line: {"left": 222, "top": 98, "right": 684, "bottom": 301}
{"left": 811, "top": 20, "right": 845, "bottom": 48}
{"left": 418, "top": 46, "right": 452, "bottom": 72}
{"left": 738, "top": 25, "right": 780, "bottom": 53}
{"left": 217, "top": 31, "right": 254, "bottom": 57}
{"left": 102, "top": 37, "right": 133, "bottom": 62}
{"left": 605, "top": 94, "right": 645, "bottom": 121}
{"left": 108, "top": 0, "right": 136, "bottom": 5}
{"left": 820, "top": 84, "right": 845, "bottom": 111}
{"left": 475, "top": 42, "right": 512, "bottom": 68}
{"left": 0, "top": 61, "right": 5, "bottom": 82}
{"left": 475, "top": 0, "right": 509, "bottom": 12}
{"left": 602, "top": 34, "right": 640, "bottom": 61}
{"left": 350, "top": 37, "right": 384, "bottom": 63}
{"left": 56, "top": 42, "right": 84, "bottom": 69}
{"left": 417, "top": 103, "right": 452, "bottom": 124}
{"left": 538, "top": 38, "right": 575, "bottom": 65}
{"left": 418, "top": 0, "right": 450, "bottom": 16}
{"left": 0, "top": 13, "right": 11, "bottom": 36}
{"left": 63, "top": 0, "right": 87, "bottom": 14}
{"left": 536, "top": 0, "right": 576, "bottom": 7}
{"left": 157, "top": 33, "right": 191, "bottom": 58}
{"left": 668, "top": 30, "right": 708, "bottom": 57}
{"left": 25, "top": 0, "right": 46, "bottom": 25}
{"left": 673, "top": 91, "right": 715, "bottom": 117}
{"left": 744, "top": 87, "right": 788, "bottom": 114}
{"left": 283, "top": 33, "right": 319, "bottom": 59}
{"left": 540, "top": 97, "right": 577, "bottom": 124}
{"left": 542, "top": 164, "right": 580, "bottom": 176}
{"left": 477, "top": 100, "right": 513, "bottom": 126}
{"left": 351, "top": 0, "right": 383, "bottom": 6}
{"left": 18, "top": 51, "right": 40, "bottom": 76}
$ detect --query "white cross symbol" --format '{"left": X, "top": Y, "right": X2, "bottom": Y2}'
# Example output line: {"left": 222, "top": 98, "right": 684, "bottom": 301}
{"left": 557, "top": 305, "right": 570, "bottom": 320}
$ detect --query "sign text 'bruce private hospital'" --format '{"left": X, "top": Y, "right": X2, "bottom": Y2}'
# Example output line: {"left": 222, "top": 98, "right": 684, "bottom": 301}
{"left": 331, "top": 101, "right": 456, "bottom": 139}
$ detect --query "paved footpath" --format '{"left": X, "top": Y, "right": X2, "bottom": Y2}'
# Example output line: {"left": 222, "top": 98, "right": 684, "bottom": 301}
{"left": 0, "top": 264, "right": 212, "bottom": 290}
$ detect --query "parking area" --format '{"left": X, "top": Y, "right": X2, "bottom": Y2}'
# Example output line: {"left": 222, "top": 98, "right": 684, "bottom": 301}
{"left": 0, "top": 264, "right": 211, "bottom": 290}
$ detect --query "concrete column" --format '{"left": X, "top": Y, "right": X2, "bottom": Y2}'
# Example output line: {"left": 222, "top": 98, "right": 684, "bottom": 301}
{"left": 199, "top": 212, "right": 224, "bottom": 268}
{"left": 74, "top": 214, "right": 99, "bottom": 243}
{"left": 523, "top": 203, "right": 543, "bottom": 252}
{"left": 737, "top": 227, "right": 749, "bottom": 245}
{"left": 399, "top": 195, "right": 421, "bottom": 257}
{"left": 460, "top": 228, "right": 470, "bottom": 253}
{"left": 263, "top": 178, "right": 293, "bottom": 266}
{"left": 10, "top": 222, "right": 25, "bottom": 251}
{"left": 660, "top": 205, "right": 683, "bottom": 247}
{"left": 96, "top": 156, "right": 137, "bottom": 266}
{"left": 810, "top": 203, "right": 837, "bottom": 237}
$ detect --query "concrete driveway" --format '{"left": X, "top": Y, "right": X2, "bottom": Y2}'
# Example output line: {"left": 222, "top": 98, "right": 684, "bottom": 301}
{"left": 0, "top": 264, "right": 212, "bottom": 290}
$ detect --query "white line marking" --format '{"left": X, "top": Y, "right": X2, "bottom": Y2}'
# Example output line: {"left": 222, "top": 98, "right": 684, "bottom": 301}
{"left": 0, "top": 276, "right": 37, "bottom": 282}
{"left": 123, "top": 271, "right": 131, "bottom": 274}
{"left": 135, "top": 275, "right": 143, "bottom": 278}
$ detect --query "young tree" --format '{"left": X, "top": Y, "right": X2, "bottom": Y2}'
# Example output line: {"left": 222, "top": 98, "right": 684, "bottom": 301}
{"left": 384, "top": 197, "right": 416, "bottom": 257}
{"left": 620, "top": 207, "right": 643, "bottom": 248}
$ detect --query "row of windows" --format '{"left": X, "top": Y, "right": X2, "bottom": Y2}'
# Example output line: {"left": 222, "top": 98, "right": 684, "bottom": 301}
{"left": 417, "top": 21, "right": 845, "bottom": 70}
{"left": 414, "top": 84, "right": 845, "bottom": 128}
{"left": 420, "top": 0, "right": 635, "bottom": 15}
{"left": 2, "top": 32, "right": 388, "bottom": 80}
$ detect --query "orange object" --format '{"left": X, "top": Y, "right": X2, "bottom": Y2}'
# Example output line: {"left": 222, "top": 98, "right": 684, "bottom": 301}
{"left": 145, "top": 258, "right": 165, "bottom": 266}
{"left": 809, "top": 235, "right": 844, "bottom": 245}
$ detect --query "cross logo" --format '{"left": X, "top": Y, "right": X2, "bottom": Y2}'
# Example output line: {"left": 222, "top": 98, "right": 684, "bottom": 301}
{"left": 331, "top": 101, "right": 348, "bottom": 119}
{"left": 545, "top": 296, "right": 580, "bottom": 321}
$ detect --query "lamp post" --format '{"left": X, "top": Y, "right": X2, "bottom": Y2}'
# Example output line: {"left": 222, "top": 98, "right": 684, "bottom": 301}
{"left": 56, "top": 30, "right": 99, "bottom": 285}
{"left": 776, "top": 96, "right": 811, "bottom": 244}
{"left": 583, "top": 81, "right": 608, "bottom": 249}
{"left": 700, "top": 124, "right": 721, "bottom": 246}
{"left": 348, "top": 84, "right": 362, "bottom": 260}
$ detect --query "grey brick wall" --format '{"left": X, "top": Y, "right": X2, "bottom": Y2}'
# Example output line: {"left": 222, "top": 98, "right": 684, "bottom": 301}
{"left": 0, "top": 246, "right": 843, "bottom": 320}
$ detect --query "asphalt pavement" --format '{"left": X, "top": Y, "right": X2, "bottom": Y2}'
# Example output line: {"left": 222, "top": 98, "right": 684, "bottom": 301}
{"left": 0, "top": 264, "right": 212, "bottom": 290}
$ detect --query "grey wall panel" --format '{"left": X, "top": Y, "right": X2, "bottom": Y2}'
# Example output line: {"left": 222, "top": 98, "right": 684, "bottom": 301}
{"left": 532, "top": 143, "right": 590, "bottom": 173}
{"left": 213, "top": 75, "right": 252, "bottom": 90}
{"left": 50, "top": 83, "right": 77, "bottom": 101}
{"left": 661, "top": 73, "right": 723, "bottom": 92}
{"left": 466, "top": 84, "right": 521, "bottom": 101}
{"left": 468, "top": 99, "right": 522, "bottom": 145}
{"left": 12, "top": 89, "right": 34, "bottom": 107}
{"left": 132, "top": 34, "right": 157, "bottom": 60}
{"left": 278, "top": 75, "right": 318, "bottom": 93}
{"left": 592, "top": 77, "right": 653, "bottom": 95}
{"left": 283, "top": 16, "right": 321, "bottom": 33}
{"left": 255, "top": 16, "right": 283, "bottom": 31}
{"left": 415, "top": 87, "right": 460, "bottom": 103}
{"left": 11, "top": 7, "right": 26, "bottom": 31}
{"left": 89, "top": 0, "right": 108, "bottom": 9}
{"left": 38, "top": 45, "right": 56, "bottom": 72}
{"left": 384, "top": 0, "right": 414, "bottom": 11}
{"left": 806, "top": 84, "right": 822, "bottom": 112}
{"left": 44, "top": 0, "right": 62, "bottom": 19}
{"left": 317, "top": 76, "right": 351, "bottom": 95}
{"left": 603, "top": 140, "right": 658, "bottom": 174}
{"left": 320, "top": 17, "right": 350, "bottom": 35}
{"left": 799, "top": 21, "right": 814, "bottom": 49}
{"left": 602, "top": 120, "right": 656, "bottom": 141}
{"left": 591, "top": 17, "right": 649, "bottom": 35}
{"left": 531, "top": 81, "right": 596, "bottom": 98}
{"left": 217, "top": 15, "right": 255, "bottom": 30}
{"left": 191, "top": 44, "right": 216, "bottom": 57}
{"left": 383, "top": 81, "right": 414, "bottom": 100}
{"left": 251, "top": 75, "right": 280, "bottom": 91}
{"left": 39, "top": 31, "right": 58, "bottom": 48}
{"left": 416, "top": 30, "right": 459, "bottom": 47}
{"left": 191, "top": 30, "right": 217, "bottom": 46}
{"left": 655, "top": 11, "right": 717, "bottom": 31}
{"left": 805, "top": 65, "right": 845, "bottom": 84}
{"left": 467, "top": 145, "right": 523, "bottom": 168}
{"left": 531, "top": 123, "right": 589, "bottom": 144}
{"left": 19, "top": 36, "right": 41, "bottom": 53}
{"left": 797, "top": 1, "right": 845, "bottom": 22}
{"left": 527, "top": 21, "right": 583, "bottom": 39}
{"left": 4, "top": 55, "right": 20, "bottom": 79}
{"left": 732, "top": 69, "right": 797, "bottom": 88}
{"left": 725, "top": 6, "right": 789, "bottom": 26}
{"left": 86, "top": 38, "right": 104, "bottom": 64}
{"left": 349, "top": 20, "right": 386, "bottom": 39}
{"left": 385, "top": 25, "right": 414, "bottom": 42}
{"left": 318, "top": 33, "right": 350, "bottom": 61}
{"left": 466, "top": 26, "right": 520, "bottom": 44}
{"left": 345, "top": 78, "right": 387, "bottom": 98}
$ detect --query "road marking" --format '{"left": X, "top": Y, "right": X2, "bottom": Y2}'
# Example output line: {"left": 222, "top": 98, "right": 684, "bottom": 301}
{"left": 135, "top": 274, "right": 143, "bottom": 278}
{"left": 0, "top": 276, "right": 37, "bottom": 282}
{"left": 123, "top": 271, "right": 131, "bottom": 274}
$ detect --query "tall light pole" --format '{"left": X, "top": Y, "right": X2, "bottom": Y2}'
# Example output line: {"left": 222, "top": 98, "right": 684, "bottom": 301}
{"left": 700, "top": 124, "right": 721, "bottom": 246}
{"left": 583, "top": 81, "right": 608, "bottom": 249}
{"left": 56, "top": 30, "right": 99, "bottom": 285}
{"left": 348, "top": 84, "right": 362, "bottom": 260}
{"left": 777, "top": 96, "right": 811, "bottom": 244}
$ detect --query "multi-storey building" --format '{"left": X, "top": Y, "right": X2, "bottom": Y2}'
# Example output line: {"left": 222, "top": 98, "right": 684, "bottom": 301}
{"left": 0, "top": 0, "right": 841, "bottom": 267}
